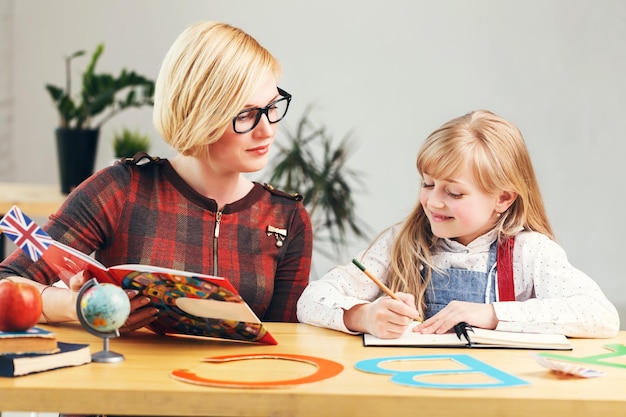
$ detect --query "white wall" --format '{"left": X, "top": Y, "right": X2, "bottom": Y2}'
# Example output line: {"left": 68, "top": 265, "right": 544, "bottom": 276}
{"left": 3, "top": 0, "right": 626, "bottom": 326}
{"left": 0, "top": 0, "right": 14, "bottom": 179}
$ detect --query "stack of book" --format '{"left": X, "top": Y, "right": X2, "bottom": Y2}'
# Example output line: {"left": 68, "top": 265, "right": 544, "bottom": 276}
{"left": 0, "top": 326, "right": 91, "bottom": 377}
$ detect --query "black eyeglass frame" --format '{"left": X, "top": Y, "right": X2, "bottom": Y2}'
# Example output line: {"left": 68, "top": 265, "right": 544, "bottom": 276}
{"left": 232, "top": 87, "right": 292, "bottom": 134}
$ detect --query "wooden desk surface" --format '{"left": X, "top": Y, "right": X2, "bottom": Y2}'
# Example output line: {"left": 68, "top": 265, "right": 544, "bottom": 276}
{"left": 0, "top": 323, "right": 624, "bottom": 417}
{"left": 0, "top": 182, "right": 66, "bottom": 217}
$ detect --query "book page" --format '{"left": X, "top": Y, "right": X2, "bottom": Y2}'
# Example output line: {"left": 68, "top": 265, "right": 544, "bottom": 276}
{"left": 108, "top": 266, "right": 237, "bottom": 294}
{"left": 363, "top": 325, "right": 572, "bottom": 350}
{"left": 176, "top": 298, "right": 260, "bottom": 323}
{"left": 110, "top": 264, "right": 226, "bottom": 281}
{"left": 469, "top": 328, "right": 572, "bottom": 350}
{"left": 41, "top": 241, "right": 115, "bottom": 285}
{"left": 364, "top": 327, "right": 466, "bottom": 347}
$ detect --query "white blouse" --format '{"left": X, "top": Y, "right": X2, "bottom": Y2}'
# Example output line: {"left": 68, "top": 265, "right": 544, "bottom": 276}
{"left": 297, "top": 226, "right": 620, "bottom": 338}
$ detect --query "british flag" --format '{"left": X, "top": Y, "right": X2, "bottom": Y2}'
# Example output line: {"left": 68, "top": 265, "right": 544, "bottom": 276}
{"left": 0, "top": 205, "right": 54, "bottom": 261}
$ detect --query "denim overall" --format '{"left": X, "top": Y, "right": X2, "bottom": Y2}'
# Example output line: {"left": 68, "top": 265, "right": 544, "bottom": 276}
{"left": 423, "top": 241, "right": 498, "bottom": 319}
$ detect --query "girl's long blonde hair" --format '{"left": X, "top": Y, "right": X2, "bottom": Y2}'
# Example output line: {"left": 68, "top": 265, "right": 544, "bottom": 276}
{"left": 387, "top": 110, "right": 553, "bottom": 318}
{"left": 153, "top": 21, "right": 282, "bottom": 159}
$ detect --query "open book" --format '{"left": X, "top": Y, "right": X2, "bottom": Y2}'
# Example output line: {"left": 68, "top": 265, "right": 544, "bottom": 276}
{"left": 363, "top": 322, "right": 572, "bottom": 350}
{"left": 0, "top": 206, "right": 276, "bottom": 345}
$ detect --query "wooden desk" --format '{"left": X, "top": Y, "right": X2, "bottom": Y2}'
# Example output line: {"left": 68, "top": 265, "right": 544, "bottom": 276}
{"left": 0, "top": 323, "right": 625, "bottom": 417}
{"left": 0, "top": 182, "right": 66, "bottom": 216}
{"left": 0, "top": 182, "right": 66, "bottom": 258}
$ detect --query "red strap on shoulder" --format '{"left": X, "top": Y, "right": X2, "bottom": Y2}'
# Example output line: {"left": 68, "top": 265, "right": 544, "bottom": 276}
{"left": 496, "top": 237, "right": 515, "bottom": 301}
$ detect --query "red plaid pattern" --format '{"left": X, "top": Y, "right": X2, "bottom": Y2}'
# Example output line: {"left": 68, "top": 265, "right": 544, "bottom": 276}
{"left": 0, "top": 157, "right": 312, "bottom": 322}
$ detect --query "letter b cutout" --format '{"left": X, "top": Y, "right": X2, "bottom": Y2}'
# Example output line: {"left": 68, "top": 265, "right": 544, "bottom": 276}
{"left": 355, "top": 354, "right": 528, "bottom": 389}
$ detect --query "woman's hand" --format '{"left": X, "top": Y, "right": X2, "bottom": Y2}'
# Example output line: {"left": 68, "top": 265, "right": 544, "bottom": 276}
{"left": 344, "top": 292, "right": 420, "bottom": 339}
{"left": 414, "top": 301, "right": 498, "bottom": 334}
{"left": 67, "top": 270, "right": 91, "bottom": 321}
{"left": 118, "top": 290, "right": 159, "bottom": 334}
{"left": 69, "top": 271, "right": 158, "bottom": 333}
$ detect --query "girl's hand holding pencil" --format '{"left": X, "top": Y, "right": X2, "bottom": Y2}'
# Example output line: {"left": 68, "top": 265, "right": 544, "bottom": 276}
{"left": 352, "top": 259, "right": 421, "bottom": 322}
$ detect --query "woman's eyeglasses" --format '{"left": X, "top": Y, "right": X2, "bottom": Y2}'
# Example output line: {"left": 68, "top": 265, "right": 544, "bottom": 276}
{"left": 232, "top": 88, "right": 292, "bottom": 134}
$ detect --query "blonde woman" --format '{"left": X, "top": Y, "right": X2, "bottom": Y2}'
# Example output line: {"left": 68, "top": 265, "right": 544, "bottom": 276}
{"left": 0, "top": 21, "right": 312, "bottom": 330}
{"left": 297, "top": 110, "right": 618, "bottom": 339}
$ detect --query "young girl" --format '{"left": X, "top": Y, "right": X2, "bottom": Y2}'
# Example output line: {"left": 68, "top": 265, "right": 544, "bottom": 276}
{"left": 297, "top": 109, "right": 619, "bottom": 339}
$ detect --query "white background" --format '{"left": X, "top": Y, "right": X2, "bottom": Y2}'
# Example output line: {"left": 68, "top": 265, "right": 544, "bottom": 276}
{"left": 1, "top": 1, "right": 625, "bottom": 329}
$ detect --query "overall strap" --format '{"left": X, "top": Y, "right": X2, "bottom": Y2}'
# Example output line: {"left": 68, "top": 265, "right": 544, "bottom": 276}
{"left": 496, "top": 237, "right": 515, "bottom": 301}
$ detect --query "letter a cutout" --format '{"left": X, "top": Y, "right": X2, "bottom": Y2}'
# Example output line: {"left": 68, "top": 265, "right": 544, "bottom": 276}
{"left": 539, "top": 344, "right": 626, "bottom": 370}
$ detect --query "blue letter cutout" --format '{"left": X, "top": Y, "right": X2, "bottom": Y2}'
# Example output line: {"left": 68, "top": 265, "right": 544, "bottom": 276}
{"left": 355, "top": 354, "right": 528, "bottom": 389}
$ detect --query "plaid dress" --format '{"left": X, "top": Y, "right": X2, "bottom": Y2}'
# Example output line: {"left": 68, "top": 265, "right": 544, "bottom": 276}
{"left": 0, "top": 155, "right": 313, "bottom": 322}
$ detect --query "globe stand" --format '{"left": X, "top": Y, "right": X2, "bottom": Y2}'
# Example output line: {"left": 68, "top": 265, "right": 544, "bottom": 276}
{"left": 91, "top": 336, "right": 124, "bottom": 363}
{"left": 76, "top": 278, "right": 129, "bottom": 363}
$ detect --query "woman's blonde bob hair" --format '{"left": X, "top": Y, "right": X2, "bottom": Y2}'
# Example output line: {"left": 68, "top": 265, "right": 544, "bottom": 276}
{"left": 385, "top": 110, "right": 553, "bottom": 318}
{"left": 153, "top": 21, "right": 282, "bottom": 158}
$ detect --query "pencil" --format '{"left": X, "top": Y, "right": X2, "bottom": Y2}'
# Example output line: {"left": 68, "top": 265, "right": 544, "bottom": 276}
{"left": 351, "top": 258, "right": 402, "bottom": 301}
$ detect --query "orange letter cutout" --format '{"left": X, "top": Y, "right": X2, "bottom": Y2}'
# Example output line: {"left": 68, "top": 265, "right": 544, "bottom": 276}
{"left": 171, "top": 353, "right": 344, "bottom": 388}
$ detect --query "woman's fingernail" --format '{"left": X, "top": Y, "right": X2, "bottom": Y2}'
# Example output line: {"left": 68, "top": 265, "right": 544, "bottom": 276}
{"left": 125, "top": 289, "right": 139, "bottom": 297}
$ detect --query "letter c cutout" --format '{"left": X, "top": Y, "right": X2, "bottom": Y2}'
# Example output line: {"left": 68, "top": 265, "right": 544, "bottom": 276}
{"left": 171, "top": 353, "right": 344, "bottom": 388}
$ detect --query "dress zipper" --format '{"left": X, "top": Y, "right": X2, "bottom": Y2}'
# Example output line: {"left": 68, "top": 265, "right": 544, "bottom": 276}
{"left": 213, "top": 211, "right": 222, "bottom": 276}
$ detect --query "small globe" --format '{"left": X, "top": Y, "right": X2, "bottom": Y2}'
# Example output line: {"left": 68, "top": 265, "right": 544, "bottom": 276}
{"left": 79, "top": 283, "right": 131, "bottom": 333}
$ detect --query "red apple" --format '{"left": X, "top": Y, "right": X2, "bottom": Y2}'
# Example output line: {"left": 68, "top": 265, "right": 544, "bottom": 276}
{"left": 0, "top": 280, "right": 43, "bottom": 332}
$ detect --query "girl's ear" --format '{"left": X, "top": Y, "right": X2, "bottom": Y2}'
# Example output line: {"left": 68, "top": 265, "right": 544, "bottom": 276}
{"left": 496, "top": 190, "right": 517, "bottom": 213}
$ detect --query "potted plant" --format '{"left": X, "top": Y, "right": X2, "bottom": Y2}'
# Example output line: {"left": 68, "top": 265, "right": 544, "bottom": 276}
{"left": 112, "top": 128, "right": 151, "bottom": 159}
{"left": 268, "top": 107, "right": 371, "bottom": 264}
{"left": 46, "top": 43, "right": 155, "bottom": 194}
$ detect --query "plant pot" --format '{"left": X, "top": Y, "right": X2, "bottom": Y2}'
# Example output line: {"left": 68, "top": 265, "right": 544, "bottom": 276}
{"left": 55, "top": 128, "right": 100, "bottom": 194}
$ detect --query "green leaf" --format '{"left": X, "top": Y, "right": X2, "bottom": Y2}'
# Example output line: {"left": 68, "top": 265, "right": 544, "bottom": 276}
{"left": 45, "top": 43, "right": 155, "bottom": 129}
{"left": 112, "top": 128, "right": 151, "bottom": 158}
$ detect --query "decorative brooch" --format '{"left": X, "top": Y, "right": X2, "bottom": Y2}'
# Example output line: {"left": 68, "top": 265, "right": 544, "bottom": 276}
{"left": 266, "top": 225, "right": 287, "bottom": 248}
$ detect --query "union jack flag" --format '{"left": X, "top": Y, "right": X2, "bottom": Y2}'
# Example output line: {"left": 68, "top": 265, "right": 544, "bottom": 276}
{"left": 0, "top": 205, "right": 54, "bottom": 261}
